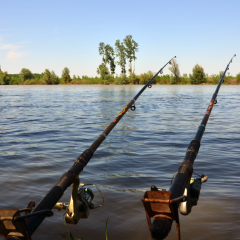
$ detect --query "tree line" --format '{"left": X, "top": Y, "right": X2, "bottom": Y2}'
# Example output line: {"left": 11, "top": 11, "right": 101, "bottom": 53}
{"left": 0, "top": 67, "right": 72, "bottom": 85}
{"left": 1, "top": 52, "right": 240, "bottom": 85}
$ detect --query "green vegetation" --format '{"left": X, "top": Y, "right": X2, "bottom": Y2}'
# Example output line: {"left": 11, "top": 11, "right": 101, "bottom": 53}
{"left": 122, "top": 35, "right": 138, "bottom": 74}
{"left": 0, "top": 42, "right": 239, "bottom": 85}
{"left": 115, "top": 40, "right": 126, "bottom": 74}
{"left": 97, "top": 35, "right": 138, "bottom": 81}
{"left": 1, "top": 65, "right": 239, "bottom": 85}
{"left": 1, "top": 35, "right": 238, "bottom": 85}
{"left": 43, "top": 69, "right": 59, "bottom": 84}
{"left": 0, "top": 69, "right": 11, "bottom": 85}
{"left": 236, "top": 72, "right": 240, "bottom": 83}
{"left": 168, "top": 59, "right": 180, "bottom": 84}
{"left": 189, "top": 64, "right": 207, "bottom": 84}
{"left": 62, "top": 67, "right": 71, "bottom": 84}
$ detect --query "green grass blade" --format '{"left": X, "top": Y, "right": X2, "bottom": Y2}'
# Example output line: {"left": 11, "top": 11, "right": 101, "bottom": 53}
{"left": 63, "top": 214, "right": 83, "bottom": 240}
{"left": 105, "top": 215, "right": 110, "bottom": 240}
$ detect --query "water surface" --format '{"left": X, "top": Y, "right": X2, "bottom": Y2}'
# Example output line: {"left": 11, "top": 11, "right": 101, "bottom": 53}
{"left": 0, "top": 85, "right": 239, "bottom": 239}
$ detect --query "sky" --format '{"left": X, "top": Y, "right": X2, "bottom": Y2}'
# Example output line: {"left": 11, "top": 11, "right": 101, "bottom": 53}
{"left": 0, "top": 0, "right": 240, "bottom": 77}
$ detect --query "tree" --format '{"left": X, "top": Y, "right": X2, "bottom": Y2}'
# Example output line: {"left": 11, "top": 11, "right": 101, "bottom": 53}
{"left": 0, "top": 70, "right": 10, "bottom": 85}
{"left": 99, "top": 42, "right": 106, "bottom": 64}
{"left": 123, "top": 35, "right": 139, "bottom": 74}
{"left": 19, "top": 68, "right": 33, "bottom": 81}
{"left": 98, "top": 42, "right": 115, "bottom": 75}
{"left": 115, "top": 39, "right": 126, "bottom": 74}
{"left": 168, "top": 59, "right": 180, "bottom": 84}
{"left": 50, "top": 70, "right": 59, "bottom": 84}
{"left": 43, "top": 69, "right": 59, "bottom": 84}
{"left": 97, "top": 63, "right": 110, "bottom": 80}
{"left": 190, "top": 64, "right": 207, "bottom": 84}
{"left": 62, "top": 67, "right": 71, "bottom": 83}
{"left": 42, "top": 69, "right": 51, "bottom": 84}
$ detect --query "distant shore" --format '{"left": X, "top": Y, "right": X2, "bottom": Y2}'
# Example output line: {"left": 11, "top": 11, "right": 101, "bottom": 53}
{"left": 2, "top": 74, "right": 239, "bottom": 85}
{"left": 1, "top": 70, "right": 239, "bottom": 85}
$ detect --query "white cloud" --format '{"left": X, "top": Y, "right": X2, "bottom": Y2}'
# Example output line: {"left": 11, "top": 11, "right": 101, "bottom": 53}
{"left": 0, "top": 40, "right": 28, "bottom": 61}
{"left": 6, "top": 51, "right": 27, "bottom": 60}
{"left": 0, "top": 44, "right": 19, "bottom": 50}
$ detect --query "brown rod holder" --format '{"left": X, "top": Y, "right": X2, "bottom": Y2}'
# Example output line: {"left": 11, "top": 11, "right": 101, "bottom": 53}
{"left": 0, "top": 208, "right": 53, "bottom": 240}
{"left": 142, "top": 191, "right": 186, "bottom": 240}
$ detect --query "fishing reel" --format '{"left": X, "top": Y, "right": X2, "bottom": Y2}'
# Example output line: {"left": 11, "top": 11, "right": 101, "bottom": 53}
{"left": 53, "top": 175, "right": 103, "bottom": 224}
{"left": 179, "top": 174, "right": 208, "bottom": 215}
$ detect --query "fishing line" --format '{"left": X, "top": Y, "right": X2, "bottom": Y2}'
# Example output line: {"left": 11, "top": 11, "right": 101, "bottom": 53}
{"left": 171, "top": 170, "right": 203, "bottom": 185}
{"left": 178, "top": 62, "right": 188, "bottom": 77}
{"left": 235, "top": 56, "right": 240, "bottom": 64}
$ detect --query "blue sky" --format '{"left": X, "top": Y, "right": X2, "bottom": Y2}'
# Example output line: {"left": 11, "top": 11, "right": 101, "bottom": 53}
{"left": 0, "top": 0, "right": 240, "bottom": 77}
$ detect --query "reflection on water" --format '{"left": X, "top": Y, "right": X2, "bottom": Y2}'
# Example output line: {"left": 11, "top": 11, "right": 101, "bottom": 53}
{"left": 0, "top": 85, "right": 240, "bottom": 239}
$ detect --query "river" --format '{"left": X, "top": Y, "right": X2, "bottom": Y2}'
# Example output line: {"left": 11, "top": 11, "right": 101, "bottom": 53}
{"left": 0, "top": 85, "right": 239, "bottom": 240}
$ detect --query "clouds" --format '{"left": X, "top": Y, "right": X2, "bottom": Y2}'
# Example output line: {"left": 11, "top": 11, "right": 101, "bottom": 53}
{"left": 0, "top": 39, "right": 27, "bottom": 62}
{"left": 6, "top": 51, "right": 27, "bottom": 60}
{"left": 0, "top": 43, "right": 19, "bottom": 50}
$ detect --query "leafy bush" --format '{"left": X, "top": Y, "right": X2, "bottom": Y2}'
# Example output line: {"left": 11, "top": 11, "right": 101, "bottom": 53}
{"left": 19, "top": 68, "right": 33, "bottom": 81}
{"left": 9, "top": 77, "right": 21, "bottom": 85}
{"left": 103, "top": 80, "right": 109, "bottom": 85}
{"left": 190, "top": 64, "right": 207, "bottom": 84}
{"left": 170, "top": 75, "right": 180, "bottom": 84}
{"left": 168, "top": 59, "right": 180, "bottom": 79}
{"left": 128, "top": 73, "right": 140, "bottom": 84}
{"left": 24, "top": 79, "right": 46, "bottom": 85}
{"left": 70, "top": 78, "right": 82, "bottom": 84}
{"left": 62, "top": 67, "right": 71, "bottom": 83}
{"left": 236, "top": 72, "right": 240, "bottom": 83}
{"left": 114, "top": 74, "right": 128, "bottom": 84}
{"left": 97, "top": 63, "right": 110, "bottom": 80}
{"left": 180, "top": 76, "right": 190, "bottom": 85}
{"left": 0, "top": 71, "right": 11, "bottom": 85}
{"left": 42, "top": 69, "right": 59, "bottom": 84}
{"left": 156, "top": 74, "right": 170, "bottom": 84}
{"left": 139, "top": 71, "right": 153, "bottom": 84}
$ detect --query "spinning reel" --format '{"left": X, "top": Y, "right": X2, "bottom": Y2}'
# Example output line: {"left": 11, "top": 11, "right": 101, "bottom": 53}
{"left": 179, "top": 175, "right": 208, "bottom": 215}
{"left": 53, "top": 175, "right": 103, "bottom": 224}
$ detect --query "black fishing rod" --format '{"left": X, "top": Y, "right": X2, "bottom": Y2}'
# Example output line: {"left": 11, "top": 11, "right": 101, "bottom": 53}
{"left": 142, "top": 54, "right": 236, "bottom": 240}
{"left": 0, "top": 57, "right": 176, "bottom": 240}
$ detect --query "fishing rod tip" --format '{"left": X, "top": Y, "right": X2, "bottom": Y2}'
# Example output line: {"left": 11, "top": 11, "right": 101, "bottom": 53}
{"left": 174, "top": 56, "right": 177, "bottom": 58}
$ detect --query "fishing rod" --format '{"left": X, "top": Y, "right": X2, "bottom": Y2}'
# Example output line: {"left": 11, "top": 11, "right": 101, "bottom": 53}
{"left": 142, "top": 54, "right": 236, "bottom": 240}
{"left": 0, "top": 56, "right": 176, "bottom": 240}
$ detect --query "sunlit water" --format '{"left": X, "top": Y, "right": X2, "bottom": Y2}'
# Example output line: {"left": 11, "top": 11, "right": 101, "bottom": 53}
{"left": 0, "top": 85, "right": 239, "bottom": 240}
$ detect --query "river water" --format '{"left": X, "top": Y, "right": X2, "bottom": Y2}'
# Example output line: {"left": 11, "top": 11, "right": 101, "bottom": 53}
{"left": 0, "top": 85, "right": 239, "bottom": 240}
